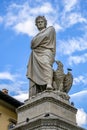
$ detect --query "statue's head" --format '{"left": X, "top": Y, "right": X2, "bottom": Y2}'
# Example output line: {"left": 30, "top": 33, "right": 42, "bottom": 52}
{"left": 55, "top": 60, "right": 63, "bottom": 68}
{"left": 35, "top": 16, "right": 47, "bottom": 30}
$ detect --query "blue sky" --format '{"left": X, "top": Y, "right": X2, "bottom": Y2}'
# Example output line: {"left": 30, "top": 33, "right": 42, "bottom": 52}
{"left": 0, "top": 0, "right": 87, "bottom": 129}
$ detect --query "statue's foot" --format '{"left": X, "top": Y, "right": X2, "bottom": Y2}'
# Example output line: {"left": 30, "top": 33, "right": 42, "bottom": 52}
{"left": 46, "top": 84, "right": 53, "bottom": 90}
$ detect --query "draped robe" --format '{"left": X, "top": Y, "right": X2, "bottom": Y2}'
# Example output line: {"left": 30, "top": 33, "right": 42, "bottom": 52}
{"left": 26, "top": 26, "right": 56, "bottom": 87}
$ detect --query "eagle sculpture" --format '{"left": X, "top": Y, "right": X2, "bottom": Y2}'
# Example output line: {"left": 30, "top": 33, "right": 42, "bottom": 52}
{"left": 53, "top": 61, "right": 73, "bottom": 93}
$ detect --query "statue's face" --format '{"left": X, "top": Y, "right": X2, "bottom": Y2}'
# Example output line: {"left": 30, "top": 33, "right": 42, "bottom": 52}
{"left": 36, "top": 18, "right": 45, "bottom": 31}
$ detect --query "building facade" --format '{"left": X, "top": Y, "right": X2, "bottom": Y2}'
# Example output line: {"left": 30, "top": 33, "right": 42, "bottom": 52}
{"left": 0, "top": 89, "right": 23, "bottom": 130}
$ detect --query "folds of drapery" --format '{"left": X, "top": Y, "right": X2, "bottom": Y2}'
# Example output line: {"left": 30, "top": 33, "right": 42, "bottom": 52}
{"left": 26, "top": 26, "right": 56, "bottom": 86}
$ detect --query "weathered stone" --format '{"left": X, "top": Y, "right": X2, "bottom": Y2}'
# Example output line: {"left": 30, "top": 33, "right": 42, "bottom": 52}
{"left": 11, "top": 16, "right": 85, "bottom": 130}
{"left": 12, "top": 118, "right": 85, "bottom": 130}
{"left": 12, "top": 91, "right": 85, "bottom": 130}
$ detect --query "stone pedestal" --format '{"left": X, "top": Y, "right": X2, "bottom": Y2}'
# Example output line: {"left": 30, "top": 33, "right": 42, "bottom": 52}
{"left": 12, "top": 91, "right": 85, "bottom": 130}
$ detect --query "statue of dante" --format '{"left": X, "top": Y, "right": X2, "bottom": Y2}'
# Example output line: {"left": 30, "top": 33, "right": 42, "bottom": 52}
{"left": 26, "top": 16, "right": 56, "bottom": 97}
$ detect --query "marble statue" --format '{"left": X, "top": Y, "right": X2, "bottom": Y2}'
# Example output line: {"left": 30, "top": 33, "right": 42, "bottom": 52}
{"left": 53, "top": 60, "right": 65, "bottom": 91}
{"left": 26, "top": 16, "right": 56, "bottom": 97}
{"left": 63, "top": 68, "right": 73, "bottom": 93}
{"left": 53, "top": 60, "right": 73, "bottom": 93}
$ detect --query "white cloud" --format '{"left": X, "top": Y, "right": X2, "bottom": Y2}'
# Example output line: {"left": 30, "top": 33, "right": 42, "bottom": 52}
{"left": 4, "top": 0, "right": 84, "bottom": 36}
{"left": 73, "top": 75, "right": 87, "bottom": 86}
{"left": 57, "top": 35, "right": 87, "bottom": 56}
{"left": 68, "top": 53, "right": 87, "bottom": 65}
{"left": 13, "top": 92, "right": 28, "bottom": 102}
{"left": 3, "top": 2, "right": 58, "bottom": 36}
{"left": 70, "top": 90, "right": 87, "bottom": 126}
{"left": 0, "top": 72, "right": 16, "bottom": 81}
{"left": 0, "top": 84, "right": 15, "bottom": 93}
{"left": 65, "top": 13, "right": 86, "bottom": 27}
{"left": 0, "top": 71, "right": 28, "bottom": 96}
{"left": 4, "top": 3, "right": 33, "bottom": 26}
{"left": 0, "top": 16, "right": 3, "bottom": 23}
{"left": 30, "top": 2, "right": 54, "bottom": 14}
{"left": 70, "top": 90, "right": 87, "bottom": 108}
{"left": 1, "top": 0, "right": 86, "bottom": 36}
{"left": 70, "top": 90, "right": 87, "bottom": 98}
{"left": 63, "top": 0, "right": 78, "bottom": 12}
{"left": 76, "top": 108, "right": 87, "bottom": 126}
{"left": 0, "top": 80, "right": 28, "bottom": 95}
{"left": 54, "top": 23, "right": 62, "bottom": 32}
{"left": 61, "top": 0, "right": 86, "bottom": 29}
{"left": 14, "top": 20, "right": 37, "bottom": 36}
